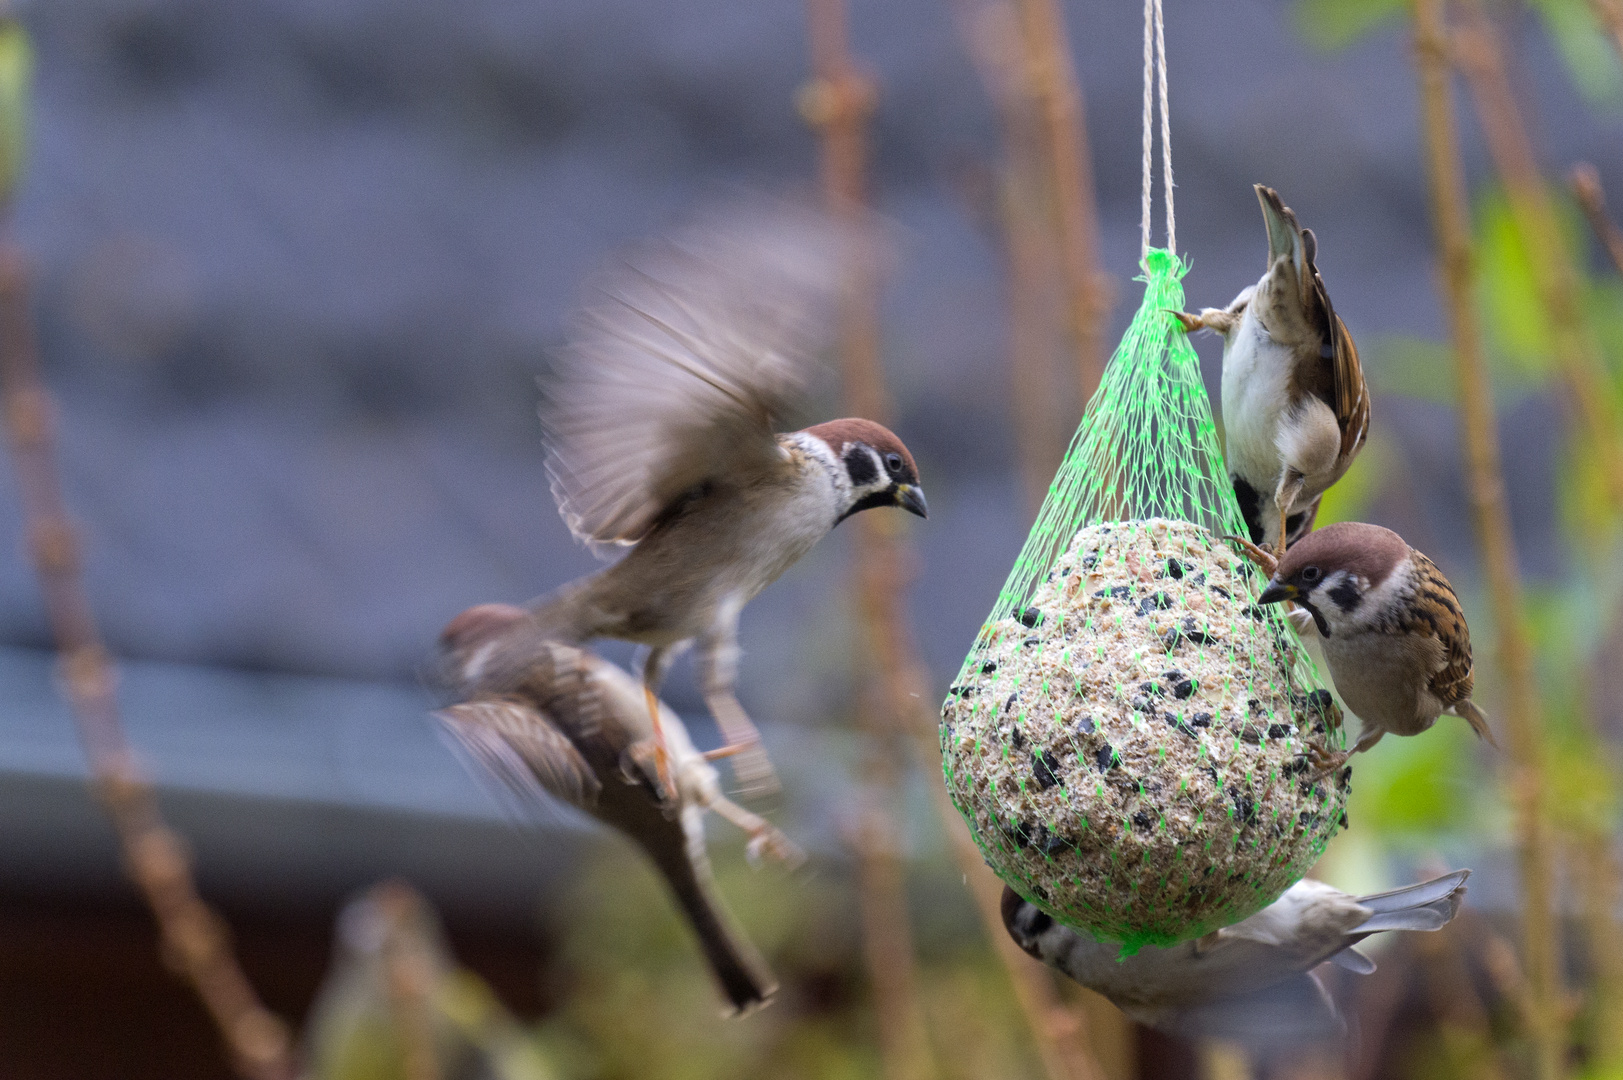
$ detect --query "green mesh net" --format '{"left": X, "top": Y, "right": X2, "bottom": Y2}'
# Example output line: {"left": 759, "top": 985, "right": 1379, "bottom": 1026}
{"left": 940, "top": 249, "right": 1348, "bottom": 954}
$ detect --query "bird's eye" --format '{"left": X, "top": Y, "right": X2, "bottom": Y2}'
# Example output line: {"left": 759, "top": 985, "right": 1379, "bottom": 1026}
{"left": 885, "top": 452, "right": 903, "bottom": 474}
{"left": 1300, "top": 566, "right": 1322, "bottom": 584}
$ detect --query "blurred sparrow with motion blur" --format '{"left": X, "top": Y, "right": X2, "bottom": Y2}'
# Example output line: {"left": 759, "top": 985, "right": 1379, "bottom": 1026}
{"left": 466, "top": 206, "right": 926, "bottom": 797}
{"left": 437, "top": 603, "right": 797, "bottom": 1015}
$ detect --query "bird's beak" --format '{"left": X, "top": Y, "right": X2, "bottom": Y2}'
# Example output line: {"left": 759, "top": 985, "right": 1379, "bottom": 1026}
{"left": 1256, "top": 581, "right": 1297, "bottom": 605}
{"left": 895, "top": 484, "right": 928, "bottom": 519}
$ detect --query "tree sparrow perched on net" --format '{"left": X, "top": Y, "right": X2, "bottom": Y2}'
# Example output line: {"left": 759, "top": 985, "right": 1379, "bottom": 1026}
{"left": 1004, "top": 869, "right": 1469, "bottom": 1042}
{"left": 476, "top": 206, "right": 926, "bottom": 796}
{"left": 1176, "top": 185, "right": 1369, "bottom": 557}
{"left": 437, "top": 603, "right": 797, "bottom": 1015}
{"left": 1233, "top": 522, "right": 1496, "bottom": 759}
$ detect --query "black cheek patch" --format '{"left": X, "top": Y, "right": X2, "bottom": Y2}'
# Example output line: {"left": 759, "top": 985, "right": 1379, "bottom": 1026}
{"left": 1299, "top": 599, "right": 1331, "bottom": 637}
{"left": 1327, "top": 580, "right": 1362, "bottom": 613}
{"left": 843, "top": 445, "right": 878, "bottom": 487}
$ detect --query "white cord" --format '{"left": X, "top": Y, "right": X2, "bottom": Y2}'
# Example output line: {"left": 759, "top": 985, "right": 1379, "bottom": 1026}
{"left": 1140, "top": 0, "right": 1153, "bottom": 259}
{"left": 1141, "top": 0, "right": 1174, "bottom": 258}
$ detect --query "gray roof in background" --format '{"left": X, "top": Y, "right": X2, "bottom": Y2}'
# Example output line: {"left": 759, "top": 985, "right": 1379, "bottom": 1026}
{"left": 0, "top": 0, "right": 1611, "bottom": 906}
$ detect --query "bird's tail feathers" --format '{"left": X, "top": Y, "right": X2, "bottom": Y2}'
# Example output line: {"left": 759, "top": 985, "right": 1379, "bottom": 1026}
{"left": 1353, "top": 869, "right": 1469, "bottom": 935}
{"left": 1256, "top": 184, "right": 1305, "bottom": 274}
{"left": 1453, "top": 699, "right": 1498, "bottom": 748}
{"left": 643, "top": 822, "right": 777, "bottom": 1016}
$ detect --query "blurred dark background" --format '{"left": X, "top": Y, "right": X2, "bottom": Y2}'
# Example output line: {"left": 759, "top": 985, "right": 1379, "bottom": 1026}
{"left": 0, "top": 0, "right": 1618, "bottom": 1076}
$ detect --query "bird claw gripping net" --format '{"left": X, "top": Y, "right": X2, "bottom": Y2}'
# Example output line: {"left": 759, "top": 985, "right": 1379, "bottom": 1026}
{"left": 941, "top": 250, "right": 1348, "bottom": 954}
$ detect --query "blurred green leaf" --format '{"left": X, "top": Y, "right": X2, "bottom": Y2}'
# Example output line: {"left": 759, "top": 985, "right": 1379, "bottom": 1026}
{"left": 0, "top": 21, "right": 29, "bottom": 202}
{"left": 1363, "top": 336, "right": 1459, "bottom": 406}
{"left": 1293, "top": 0, "right": 1407, "bottom": 50}
{"left": 1477, "top": 188, "right": 1556, "bottom": 375}
{"left": 1529, "top": 0, "right": 1623, "bottom": 108}
{"left": 1345, "top": 715, "right": 1481, "bottom": 834}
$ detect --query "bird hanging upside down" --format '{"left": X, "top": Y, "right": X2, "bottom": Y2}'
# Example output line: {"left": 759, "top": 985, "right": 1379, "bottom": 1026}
{"left": 468, "top": 205, "right": 927, "bottom": 798}
{"left": 1004, "top": 868, "right": 1470, "bottom": 1043}
{"left": 1176, "top": 184, "right": 1369, "bottom": 559}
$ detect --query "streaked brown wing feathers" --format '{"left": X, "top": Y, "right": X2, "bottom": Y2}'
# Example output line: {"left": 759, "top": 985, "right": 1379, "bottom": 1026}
{"left": 434, "top": 698, "right": 602, "bottom": 810}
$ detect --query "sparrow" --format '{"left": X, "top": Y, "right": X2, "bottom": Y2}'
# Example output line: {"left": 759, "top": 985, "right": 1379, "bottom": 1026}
{"left": 1004, "top": 868, "right": 1470, "bottom": 1043}
{"left": 1233, "top": 522, "right": 1496, "bottom": 758}
{"left": 436, "top": 603, "right": 797, "bottom": 1015}
{"left": 483, "top": 205, "right": 927, "bottom": 795}
{"left": 303, "top": 879, "right": 554, "bottom": 1080}
{"left": 1176, "top": 185, "right": 1370, "bottom": 558}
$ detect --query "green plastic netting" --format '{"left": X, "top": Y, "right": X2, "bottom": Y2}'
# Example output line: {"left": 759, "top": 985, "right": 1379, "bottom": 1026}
{"left": 940, "top": 249, "right": 1348, "bottom": 954}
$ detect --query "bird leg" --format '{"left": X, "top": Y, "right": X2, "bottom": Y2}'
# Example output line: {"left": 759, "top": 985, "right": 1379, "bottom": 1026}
{"left": 1305, "top": 742, "right": 1349, "bottom": 775}
{"left": 640, "top": 646, "right": 677, "bottom": 802}
{"left": 707, "top": 794, "right": 805, "bottom": 868}
{"left": 1273, "top": 469, "right": 1308, "bottom": 560}
{"left": 702, "top": 689, "right": 779, "bottom": 797}
{"left": 1221, "top": 533, "right": 1278, "bottom": 578}
{"left": 699, "top": 611, "right": 781, "bottom": 797}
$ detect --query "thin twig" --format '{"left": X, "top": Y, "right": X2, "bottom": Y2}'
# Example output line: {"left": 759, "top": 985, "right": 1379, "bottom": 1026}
{"left": 1411, "top": 4, "right": 1563, "bottom": 1078}
{"left": 952, "top": 0, "right": 1072, "bottom": 514}
{"left": 802, "top": 7, "right": 1110, "bottom": 1079}
{"left": 0, "top": 244, "right": 297, "bottom": 1078}
{"left": 1449, "top": 0, "right": 1623, "bottom": 511}
{"left": 376, "top": 882, "right": 444, "bottom": 1080}
{"left": 1566, "top": 159, "right": 1623, "bottom": 1073}
{"left": 1586, "top": 0, "right": 1623, "bottom": 70}
{"left": 1010, "top": 0, "right": 1109, "bottom": 404}
{"left": 1570, "top": 163, "right": 1623, "bottom": 277}
{"left": 801, "top": 7, "right": 937, "bottom": 1080}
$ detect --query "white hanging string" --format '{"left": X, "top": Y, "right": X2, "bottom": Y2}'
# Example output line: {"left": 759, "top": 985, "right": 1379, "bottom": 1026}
{"left": 1140, "top": 0, "right": 1175, "bottom": 258}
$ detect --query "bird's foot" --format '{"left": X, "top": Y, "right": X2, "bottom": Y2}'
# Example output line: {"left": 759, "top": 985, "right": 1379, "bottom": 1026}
{"left": 1220, "top": 533, "right": 1278, "bottom": 577}
{"left": 1306, "top": 743, "right": 1349, "bottom": 776}
{"left": 1169, "top": 310, "right": 1204, "bottom": 333}
{"left": 710, "top": 794, "right": 804, "bottom": 868}
{"left": 643, "top": 684, "right": 675, "bottom": 802}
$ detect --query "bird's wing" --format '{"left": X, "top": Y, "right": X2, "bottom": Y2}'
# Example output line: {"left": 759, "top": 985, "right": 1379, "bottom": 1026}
{"left": 1256, "top": 185, "right": 1369, "bottom": 466}
{"left": 1299, "top": 225, "right": 1369, "bottom": 465}
{"left": 434, "top": 699, "right": 603, "bottom": 812}
{"left": 544, "top": 203, "right": 851, "bottom": 553}
{"left": 1410, "top": 554, "right": 1477, "bottom": 709}
{"left": 1149, "top": 970, "right": 1344, "bottom": 1047}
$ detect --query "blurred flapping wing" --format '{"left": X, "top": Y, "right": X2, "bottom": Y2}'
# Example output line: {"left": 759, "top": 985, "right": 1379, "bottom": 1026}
{"left": 544, "top": 204, "right": 847, "bottom": 552}
{"left": 435, "top": 699, "right": 601, "bottom": 813}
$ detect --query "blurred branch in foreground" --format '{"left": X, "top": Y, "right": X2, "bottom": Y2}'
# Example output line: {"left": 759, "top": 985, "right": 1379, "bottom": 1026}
{"left": 802, "top": 2, "right": 1111, "bottom": 1078}
{"left": 1571, "top": 162, "right": 1623, "bottom": 277}
{"left": 1565, "top": 160, "right": 1623, "bottom": 1074}
{"left": 1412, "top": 4, "right": 1563, "bottom": 1079}
{"left": 950, "top": 0, "right": 1074, "bottom": 515}
{"left": 800, "top": 4, "right": 936, "bottom": 1080}
{"left": 1009, "top": 0, "right": 1109, "bottom": 407}
{"left": 1448, "top": 0, "right": 1623, "bottom": 512}
{"left": 0, "top": 243, "right": 298, "bottom": 1079}
{"left": 303, "top": 881, "right": 555, "bottom": 1080}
